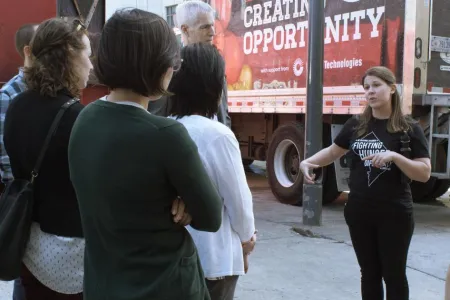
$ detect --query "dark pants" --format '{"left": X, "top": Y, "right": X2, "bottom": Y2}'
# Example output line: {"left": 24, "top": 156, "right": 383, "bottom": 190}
{"left": 20, "top": 264, "right": 83, "bottom": 300}
{"left": 344, "top": 202, "right": 414, "bottom": 300}
{"left": 205, "top": 276, "right": 239, "bottom": 300}
{"left": 13, "top": 278, "right": 26, "bottom": 300}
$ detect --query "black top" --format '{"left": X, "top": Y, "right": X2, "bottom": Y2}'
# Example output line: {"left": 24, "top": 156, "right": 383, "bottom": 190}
{"left": 334, "top": 117, "right": 429, "bottom": 210}
{"left": 68, "top": 100, "right": 223, "bottom": 300}
{"left": 4, "top": 89, "right": 84, "bottom": 237}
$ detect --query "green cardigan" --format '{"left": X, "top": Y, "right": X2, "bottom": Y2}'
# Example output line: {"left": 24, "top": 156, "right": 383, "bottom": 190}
{"left": 68, "top": 100, "right": 222, "bottom": 300}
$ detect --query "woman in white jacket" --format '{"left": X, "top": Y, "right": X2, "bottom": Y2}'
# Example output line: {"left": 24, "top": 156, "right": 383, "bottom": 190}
{"left": 168, "top": 43, "right": 256, "bottom": 300}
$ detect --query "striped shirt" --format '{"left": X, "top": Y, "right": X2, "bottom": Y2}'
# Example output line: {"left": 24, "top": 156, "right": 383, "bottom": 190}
{"left": 0, "top": 69, "right": 27, "bottom": 183}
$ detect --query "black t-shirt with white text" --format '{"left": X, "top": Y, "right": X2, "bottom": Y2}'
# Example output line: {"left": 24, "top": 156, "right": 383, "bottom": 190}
{"left": 334, "top": 117, "right": 429, "bottom": 210}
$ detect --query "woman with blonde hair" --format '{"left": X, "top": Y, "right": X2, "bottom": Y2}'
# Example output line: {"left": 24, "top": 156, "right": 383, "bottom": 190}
{"left": 300, "top": 66, "right": 431, "bottom": 300}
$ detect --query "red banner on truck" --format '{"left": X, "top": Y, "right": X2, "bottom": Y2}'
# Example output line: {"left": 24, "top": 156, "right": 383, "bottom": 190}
{"left": 211, "top": 0, "right": 405, "bottom": 91}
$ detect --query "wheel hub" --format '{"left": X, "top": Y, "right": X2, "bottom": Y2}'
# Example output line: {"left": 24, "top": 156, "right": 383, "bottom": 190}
{"left": 273, "top": 139, "right": 301, "bottom": 187}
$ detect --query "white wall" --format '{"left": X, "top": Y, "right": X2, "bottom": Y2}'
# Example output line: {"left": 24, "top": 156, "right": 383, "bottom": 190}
{"left": 105, "top": 0, "right": 165, "bottom": 21}
{"left": 162, "top": 0, "right": 183, "bottom": 23}
{"left": 162, "top": 0, "right": 183, "bottom": 7}
{"left": 105, "top": 0, "right": 190, "bottom": 29}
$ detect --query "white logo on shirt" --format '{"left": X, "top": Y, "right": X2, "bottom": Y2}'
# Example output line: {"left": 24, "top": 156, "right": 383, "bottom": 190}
{"left": 351, "top": 131, "right": 392, "bottom": 187}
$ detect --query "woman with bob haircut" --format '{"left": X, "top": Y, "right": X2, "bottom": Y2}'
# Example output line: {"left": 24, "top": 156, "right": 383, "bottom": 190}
{"left": 168, "top": 43, "right": 256, "bottom": 300}
{"left": 299, "top": 66, "right": 431, "bottom": 300}
{"left": 68, "top": 9, "right": 223, "bottom": 300}
{"left": 4, "top": 18, "right": 92, "bottom": 299}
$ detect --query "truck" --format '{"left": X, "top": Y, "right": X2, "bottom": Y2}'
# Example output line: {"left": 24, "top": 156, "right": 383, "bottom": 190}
{"left": 1, "top": 0, "right": 449, "bottom": 206}
{"left": 209, "top": 0, "right": 450, "bottom": 205}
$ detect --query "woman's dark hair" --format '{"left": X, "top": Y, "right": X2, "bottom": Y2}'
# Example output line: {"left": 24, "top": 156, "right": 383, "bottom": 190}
{"left": 169, "top": 43, "right": 225, "bottom": 119}
{"left": 25, "top": 18, "right": 88, "bottom": 97}
{"left": 95, "top": 9, "right": 180, "bottom": 97}
{"left": 358, "top": 66, "right": 413, "bottom": 136}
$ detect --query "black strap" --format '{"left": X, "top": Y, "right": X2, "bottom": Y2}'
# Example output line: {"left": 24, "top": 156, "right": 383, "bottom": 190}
{"left": 400, "top": 130, "right": 411, "bottom": 157}
{"left": 400, "top": 130, "right": 412, "bottom": 184}
{"left": 31, "top": 98, "right": 79, "bottom": 183}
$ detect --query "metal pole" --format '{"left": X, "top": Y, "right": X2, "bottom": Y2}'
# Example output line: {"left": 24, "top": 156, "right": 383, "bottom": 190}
{"left": 303, "top": 0, "right": 324, "bottom": 226}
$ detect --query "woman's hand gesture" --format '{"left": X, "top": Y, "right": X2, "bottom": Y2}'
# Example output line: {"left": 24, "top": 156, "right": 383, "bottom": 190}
{"left": 299, "top": 161, "right": 320, "bottom": 184}
{"left": 362, "top": 150, "right": 397, "bottom": 169}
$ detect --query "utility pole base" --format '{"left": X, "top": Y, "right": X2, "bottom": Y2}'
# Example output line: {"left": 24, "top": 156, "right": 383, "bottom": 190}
{"left": 302, "top": 184, "right": 323, "bottom": 226}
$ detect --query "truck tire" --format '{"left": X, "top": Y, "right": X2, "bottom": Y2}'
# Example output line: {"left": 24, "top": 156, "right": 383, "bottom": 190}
{"left": 322, "top": 162, "right": 341, "bottom": 204}
{"left": 321, "top": 123, "right": 340, "bottom": 205}
{"left": 410, "top": 143, "right": 449, "bottom": 202}
{"left": 242, "top": 159, "right": 254, "bottom": 166}
{"left": 429, "top": 142, "right": 450, "bottom": 199}
{"left": 267, "top": 122, "right": 305, "bottom": 205}
{"left": 429, "top": 179, "right": 450, "bottom": 200}
{"left": 410, "top": 178, "right": 450, "bottom": 203}
{"left": 410, "top": 177, "right": 437, "bottom": 203}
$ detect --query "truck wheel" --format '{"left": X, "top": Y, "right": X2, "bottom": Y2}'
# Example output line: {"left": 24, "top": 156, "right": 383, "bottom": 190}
{"left": 411, "top": 143, "right": 450, "bottom": 202}
{"left": 242, "top": 159, "right": 254, "bottom": 166}
{"left": 429, "top": 179, "right": 450, "bottom": 200}
{"left": 321, "top": 123, "right": 340, "bottom": 205}
{"left": 322, "top": 162, "right": 341, "bottom": 204}
{"left": 410, "top": 178, "right": 450, "bottom": 203}
{"left": 429, "top": 142, "right": 450, "bottom": 200}
{"left": 267, "top": 122, "right": 305, "bottom": 205}
{"left": 410, "top": 177, "right": 437, "bottom": 203}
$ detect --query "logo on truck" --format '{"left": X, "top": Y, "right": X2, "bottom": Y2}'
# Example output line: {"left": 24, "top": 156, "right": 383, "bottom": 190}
{"left": 293, "top": 58, "right": 304, "bottom": 76}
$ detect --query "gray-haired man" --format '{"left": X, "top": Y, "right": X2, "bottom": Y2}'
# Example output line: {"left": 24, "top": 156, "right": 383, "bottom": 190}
{"left": 148, "top": 0, "right": 231, "bottom": 128}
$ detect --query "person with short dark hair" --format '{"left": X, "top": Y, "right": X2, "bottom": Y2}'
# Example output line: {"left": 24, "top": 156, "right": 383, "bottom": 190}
{"left": 0, "top": 22, "right": 38, "bottom": 300}
{"left": 148, "top": 0, "right": 231, "bottom": 128}
{"left": 168, "top": 44, "right": 224, "bottom": 119}
{"left": 14, "top": 23, "right": 38, "bottom": 61}
{"left": 4, "top": 18, "right": 93, "bottom": 300}
{"left": 68, "top": 9, "right": 223, "bottom": 300}
{"left": 168, "top": 43, "right": 256, "bottom": 300}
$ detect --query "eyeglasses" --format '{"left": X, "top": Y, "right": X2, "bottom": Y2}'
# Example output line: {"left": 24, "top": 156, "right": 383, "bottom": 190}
{"left": 73, "top": 19, "right": 86, "bottom": 32}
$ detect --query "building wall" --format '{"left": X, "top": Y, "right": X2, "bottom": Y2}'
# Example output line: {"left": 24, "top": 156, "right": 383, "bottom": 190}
{"left": 106, "top": 0, "right": 165, "bottom": 20}
{"left": 147, "top": 0, "right": 165, "bottom": 17}
{"left": 162, "top": 0, "right": 183, "bottom": 12}
{"left": 105, "top": 0, "right": 185, "bottom": 25}
{"left": 162, "top": 0, "right": 183, "bottom": 26}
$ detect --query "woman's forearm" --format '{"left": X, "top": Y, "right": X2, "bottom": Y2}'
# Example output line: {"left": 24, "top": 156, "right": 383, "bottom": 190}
{"left": 393, "top": 153, "right": 431, "bottom": 182}
{"left": 304, "top": 144, "right": 347, "bottom": 167}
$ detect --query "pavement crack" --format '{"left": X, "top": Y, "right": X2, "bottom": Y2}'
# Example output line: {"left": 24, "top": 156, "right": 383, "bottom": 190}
{"left": 258, "top": 236, "right": 296, "bottom": 242}
{"left": 258, "top": 217, "right": 346, "bottom": 243}
{"left": 292, "top": 227, "right": 345, "bottom": 243}
{"left": 406, "top": 266, "right": 446, "bottom": 281}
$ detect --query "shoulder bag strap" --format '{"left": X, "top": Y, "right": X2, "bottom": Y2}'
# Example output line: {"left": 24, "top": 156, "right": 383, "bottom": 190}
{"left": 30, "top": 98, "right": 79, "bottom": 183}
{"left": 400, "top": 130, "right": 411, "bottom": 158}
{"left": 400, "top": 130, "right": 412, "bottom": 184}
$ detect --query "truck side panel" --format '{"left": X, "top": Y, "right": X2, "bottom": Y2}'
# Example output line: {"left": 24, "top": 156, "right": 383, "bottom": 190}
{"left": 0, "top": 0, "right": 57, "bottom": 83}
{"left": 427, "top": 0, "right": 450, "bottom": 91}
{"left": 217, "top": 0, "right": 405, "bottom": 91}
{"left": 213, "top": 0, "right": 407, "bottom": 114}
